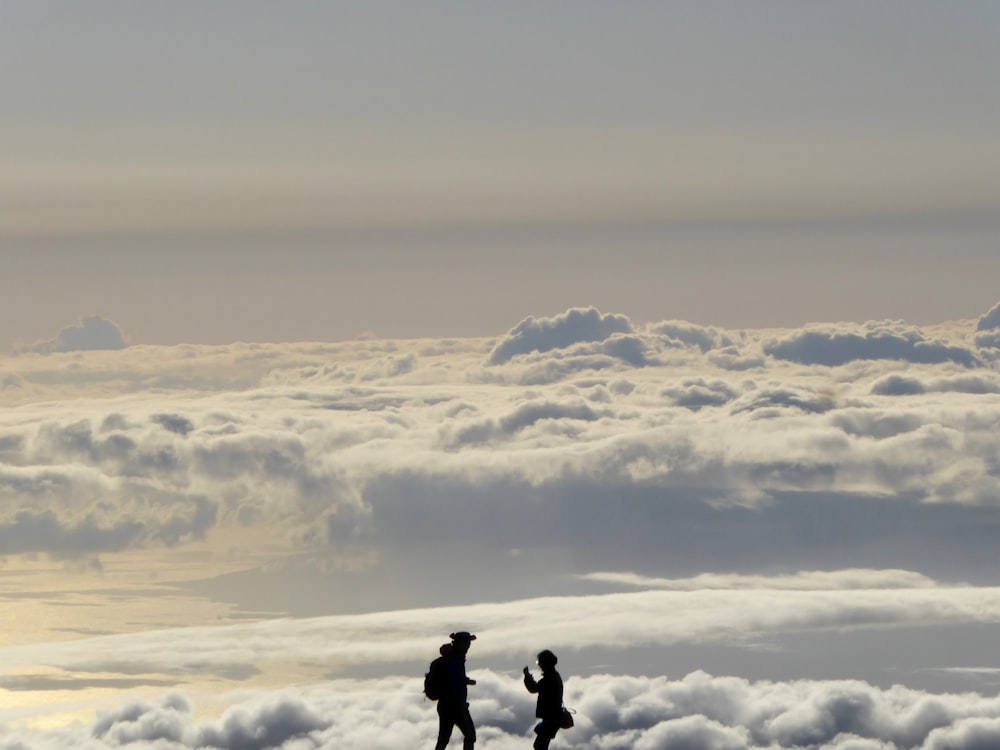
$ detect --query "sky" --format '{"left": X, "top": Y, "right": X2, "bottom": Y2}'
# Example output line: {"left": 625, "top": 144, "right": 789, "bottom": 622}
{"left": 4, "top": 3, "right": 1000, "bottom": 749}
{"left": 3, "top": 1, "right": 1000, "bottom": 346}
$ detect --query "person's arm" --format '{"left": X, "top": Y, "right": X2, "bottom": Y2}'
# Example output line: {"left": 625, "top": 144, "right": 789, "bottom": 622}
{"left": 523, "top": 667, "right": 540, "bottom": 693}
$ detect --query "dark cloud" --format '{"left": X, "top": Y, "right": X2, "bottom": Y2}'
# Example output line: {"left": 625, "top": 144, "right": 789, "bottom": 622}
{"left": 0, "top": 492, "right": 217, "bottom": 558}
{"left": 152, "top": 413, "right": 195, "bottom": 436}
{"left": 872, "top": 374, "right": 1000, "bottom": 396}
{"left": 37, "top": 419, "right": 134, "bottom": 464}
{"left": 488, "top": 308, "right": 634, "bottom": 364}
{"left": 361, "top": 471, "right": 1000, "bottom": 592}
{"left": 25, "top": 315, "right": 128, "bottom": 354}
{"left": 872, "top": 374, "right": 927, "bottom": 395}
{"left": 0, "top": 432, "right": 25, "bottom": 459}
{"left": 599, "top": 334, "right": 649, "bottom": 366}
{"left": 0, "top": 509, "right": 144, "bottom": 557}
{"left": 974, "top": 329, "right": 1000, "bottom": 349}
{"left": 764, "top": 322, "right": 979, "bottom": 367}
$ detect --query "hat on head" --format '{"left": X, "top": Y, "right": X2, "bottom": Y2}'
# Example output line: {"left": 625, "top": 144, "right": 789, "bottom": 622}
{"left": 449, "top": 631, "right": 477, "bottom": 642}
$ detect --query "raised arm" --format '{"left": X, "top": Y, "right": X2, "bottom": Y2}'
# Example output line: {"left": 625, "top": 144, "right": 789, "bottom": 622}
{"left": 523, "top": 667, "right": 540, "bottom": 693}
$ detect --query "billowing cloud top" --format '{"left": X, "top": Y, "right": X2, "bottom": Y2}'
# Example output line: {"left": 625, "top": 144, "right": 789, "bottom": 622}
{"left": 976, "top": 301, "right": 1000, "bottom": 332}
{"left": 9, "top": 667, "right": 1000, "bottom": 750}
{"left": 22, "top": 315, "right": 129, "bottom": 354}
{"left": 487, "top": 307, "right": 635, "bottom": 364}
{"left": 763, "top": 320, "right": 980, "bottom": 367}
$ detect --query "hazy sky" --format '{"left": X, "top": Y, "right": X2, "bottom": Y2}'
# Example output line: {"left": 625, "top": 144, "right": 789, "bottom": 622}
{"left": 3, "top": 1, "right": 1000, "bottom": 347}
{"left": 5, "top": 4, "right": 1000, "bottom": 749}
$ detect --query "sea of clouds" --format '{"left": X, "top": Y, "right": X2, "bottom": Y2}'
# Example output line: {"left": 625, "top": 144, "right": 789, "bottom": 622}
{"left": 3, "top": 303, "right": 1000, "bottom": 747}
{"left": 7, "top": 668, "right": 1000, "bottom": 749}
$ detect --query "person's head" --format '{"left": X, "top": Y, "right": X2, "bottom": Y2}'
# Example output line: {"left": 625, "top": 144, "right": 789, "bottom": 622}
{"left": 450, "top": 631, "right": 476, "bottom": 655}
{"left": 536, "top": 649, "right": 558, "bottom": 671}
{"left": 439, "top": 643, "right": 453, "bottom": 657}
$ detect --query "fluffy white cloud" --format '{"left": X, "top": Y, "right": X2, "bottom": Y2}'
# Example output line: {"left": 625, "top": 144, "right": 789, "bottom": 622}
{"left": 4, "top": 577, "right": 1000, "bottom": 691}
{"left": 3, "top": 305, "right": 1000, "bottom": 735}
{"left": 8, "top": 668, "right": 1000, "bottom": 749}
{"left": 648, "top": 319, "right": 740, "bottom": 352}
{"left": 976, "top": 301, "right": 1000, "bottom": 332}
{"left": 762, "top": 320, "right": 979, "bottom": 367}
{"left": 1, "top": 308, "right": 999, "bottom": 579}
{"left": 487, "top": 307, "right": 634, "bottom": 364}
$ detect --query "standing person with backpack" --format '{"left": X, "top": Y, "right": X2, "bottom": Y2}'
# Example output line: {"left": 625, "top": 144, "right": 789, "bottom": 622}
{"left": 428, "top": 631, "right": 478, "bottom": 750}
{"left": 523, "top": 650, "right": 564, "bottom": 750}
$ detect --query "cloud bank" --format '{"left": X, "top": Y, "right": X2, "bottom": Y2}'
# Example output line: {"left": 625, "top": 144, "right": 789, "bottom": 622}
{"left": 1, "top": 305, "right": 1000, "bottom": 578}
{"left": 3, "top": 571, "right": 1000, "bottom": 747}
{"left": 2, "top": 303, "right": 1000, "bottom": 744}
{"left": 6, "top": 668, "right": 1000, "bottom": 750}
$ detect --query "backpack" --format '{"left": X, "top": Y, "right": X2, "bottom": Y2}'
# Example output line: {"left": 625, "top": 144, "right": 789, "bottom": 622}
{"left": 424, "top": 656, "right": 446, "bottom": 701}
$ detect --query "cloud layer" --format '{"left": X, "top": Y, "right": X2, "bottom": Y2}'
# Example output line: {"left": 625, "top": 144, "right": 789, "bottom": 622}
{"left": 2, "top": 305, "right": 1000, "bottom": 578}
{"left": 3, "top": 305, "right": 1000, "bottom": 744}
{"left": 6, "top": 668, "right": 1000, "bottom": 750}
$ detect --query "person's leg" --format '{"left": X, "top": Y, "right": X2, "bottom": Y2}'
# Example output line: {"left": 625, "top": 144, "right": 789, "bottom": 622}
{"left": 455, "top": 704, "right": 476, "bottom": 750}
{"left": 434, "top": 704, "right": 454, "bottom": 750}
{"left": 533, "top": 720, "right": 559, "bottom": 750}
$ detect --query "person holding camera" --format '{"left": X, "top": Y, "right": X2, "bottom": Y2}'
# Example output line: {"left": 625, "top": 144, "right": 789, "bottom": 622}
{"left": 522, "top": 650, "right": 564, "bottom": 750}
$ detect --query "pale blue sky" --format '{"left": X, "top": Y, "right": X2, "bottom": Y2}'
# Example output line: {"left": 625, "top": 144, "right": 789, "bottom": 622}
{"left": 2, "top": 1, "right": 1000, "bottom": 345}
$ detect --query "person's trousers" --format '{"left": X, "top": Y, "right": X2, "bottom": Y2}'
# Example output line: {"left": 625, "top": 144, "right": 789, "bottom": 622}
{"left": 533, "top": 719, "right": 560, "bottom": 750}
{"left": 435, "top": 701, "right": 476, "bottom": 750}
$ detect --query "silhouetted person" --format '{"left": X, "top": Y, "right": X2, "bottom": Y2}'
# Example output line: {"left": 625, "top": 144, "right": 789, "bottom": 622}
{"left": 523, "top": 649, "right": 563, "bottom": 750}
{"left": 434, "top": 631, "right": 477, "bottom": 750}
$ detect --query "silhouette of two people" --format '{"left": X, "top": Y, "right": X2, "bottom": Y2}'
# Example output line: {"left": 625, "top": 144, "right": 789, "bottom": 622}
{"left": 433, "top": 631, "right": 478, "bottom": 750}
{"left": 430, "top": 633, "right": 566, "bottom": 750}
{"left": 523, "top": 650, "right": 564, "bottom": 750}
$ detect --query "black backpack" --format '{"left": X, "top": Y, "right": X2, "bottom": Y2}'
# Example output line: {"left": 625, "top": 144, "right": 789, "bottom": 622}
{"left": 424, "top": 655, "right": 446, "bottom": 700}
